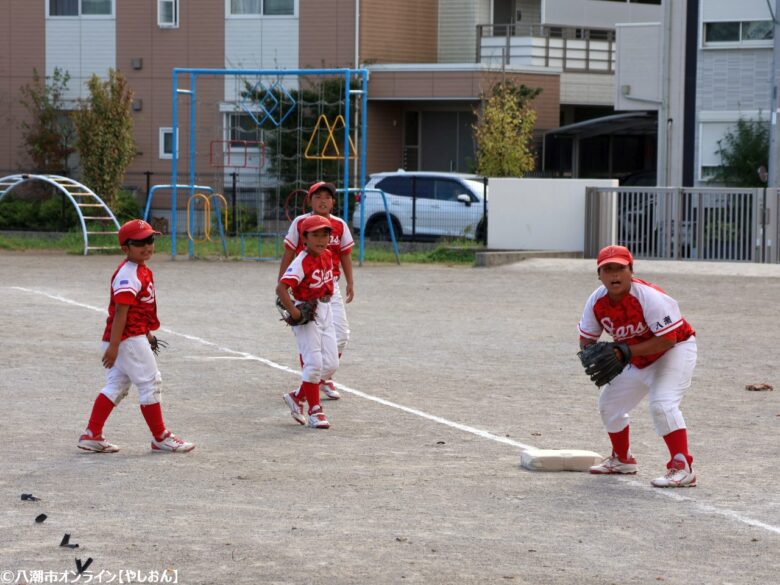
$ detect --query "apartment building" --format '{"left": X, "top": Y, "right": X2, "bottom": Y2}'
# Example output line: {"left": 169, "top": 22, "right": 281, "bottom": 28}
{"left": 1, "top": 0, "right": 670, "bottom": 214}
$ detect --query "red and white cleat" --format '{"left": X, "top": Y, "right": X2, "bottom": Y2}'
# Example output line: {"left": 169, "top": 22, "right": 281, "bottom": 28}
{"left": 151, "top": 430, "right": 195, "bottom": 453}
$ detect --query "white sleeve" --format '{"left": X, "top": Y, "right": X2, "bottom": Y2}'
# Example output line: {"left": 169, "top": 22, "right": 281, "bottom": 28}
{"left": 577, "top": 287, "right": 605, "bottom": 340}
{"left": 635, "top": 284, "right": 684, "bottom": 336}
{"left": 279, "top": 253, "right": 305, "bottom": 285}
{"left": 284, "top": 216, "right": 303, "bottom": 251}
{"left": 112, "top": 264, "right": 141, "bottom": 298}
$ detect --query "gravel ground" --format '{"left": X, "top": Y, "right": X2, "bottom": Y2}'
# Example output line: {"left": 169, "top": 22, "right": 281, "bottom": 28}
{"left": 1, "top": 252, "right": 779, "bottom": 585}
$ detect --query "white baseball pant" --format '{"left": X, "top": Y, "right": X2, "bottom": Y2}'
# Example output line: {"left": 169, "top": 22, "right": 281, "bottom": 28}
{"left": 331, "top": 280, "right": 350, "bottom": 354}
{"left": 293, "top": 300, "right": 339, "bottom": 384}
{"left": 597, "top": 337, "right": 697, "bottom": 436}
{"left": 100, "top": 335, "right": 162, "bottom": 406}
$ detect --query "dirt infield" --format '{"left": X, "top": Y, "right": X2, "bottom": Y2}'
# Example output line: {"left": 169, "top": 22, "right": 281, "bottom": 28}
{"left": 2, "top": 253, "right": 779, "bottom": 585}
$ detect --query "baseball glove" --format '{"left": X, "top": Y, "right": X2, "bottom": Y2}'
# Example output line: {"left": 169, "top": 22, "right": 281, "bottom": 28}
{"left": 276, "top": 296, "right": 317, "bottom": 326}
{"left": 149, "top": 336, "right": 168, "bottom": 356}
{"left": 577, "top": 341, "right": 632, "bottom": 387}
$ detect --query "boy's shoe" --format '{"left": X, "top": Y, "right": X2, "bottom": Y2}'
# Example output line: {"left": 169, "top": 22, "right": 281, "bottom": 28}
{"left": 589, "top": 453, "right": 637, "bottom": 474}
{"left": 320, "top": 380, "right": 341, "bottom": 400}
{"left": 151, "top": 430, "right": 195, "bottom": 453}
{"left": 307, "top": 405, "right": 330, "bottom": 429}
{"left": 78, "top": 431, "right": 119, "bottom": 453}
{"left": 283, "top": 392, "right": 307, "bottom": 425}
{"left": 651, "top": 453, "right": 696, "bottom": 488}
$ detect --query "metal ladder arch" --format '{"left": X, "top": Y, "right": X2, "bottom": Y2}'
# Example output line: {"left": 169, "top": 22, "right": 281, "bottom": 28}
{"left": 0, "top": 173, "right": 120, "bottom": 255}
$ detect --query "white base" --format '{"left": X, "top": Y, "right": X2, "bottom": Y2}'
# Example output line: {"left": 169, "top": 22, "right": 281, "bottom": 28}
{"left": 520, "top": 449, "right": 603, "bottom": 472}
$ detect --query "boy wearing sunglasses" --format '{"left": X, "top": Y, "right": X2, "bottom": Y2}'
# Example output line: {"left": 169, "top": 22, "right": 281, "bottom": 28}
{"left": 78, "top": 219, "right": 194, "bottom": 454}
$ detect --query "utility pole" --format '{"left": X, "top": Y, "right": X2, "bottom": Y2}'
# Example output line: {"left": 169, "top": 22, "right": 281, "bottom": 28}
{"left": 769, "top": 0, "right": 780, "bottom": 187}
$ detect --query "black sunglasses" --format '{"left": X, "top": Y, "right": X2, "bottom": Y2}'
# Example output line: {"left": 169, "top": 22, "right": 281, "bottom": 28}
{"left": 125, "top": 235, "right": 155, "bottom": 247}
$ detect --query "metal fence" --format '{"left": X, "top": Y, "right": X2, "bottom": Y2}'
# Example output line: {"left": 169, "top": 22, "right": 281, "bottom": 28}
{"left": 585, "top": 187, "right": 779, "bottom": 263}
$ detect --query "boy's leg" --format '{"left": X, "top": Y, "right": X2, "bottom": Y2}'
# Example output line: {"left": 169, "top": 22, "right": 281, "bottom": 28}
{"left": 589, "top": 367, "right": 648, "bottom": 474}
{"left": 321, "top": 283, "right": 348, "bottom": 399}
{"left": 292, "top": 319, "right": 324, "bottom": 411}
{"left": 647, "top": 339, "right": 697, "bottom": 487}
{"left": 121, "top": 336, "right": 194, "bottom": 452}
{"left": 78, "top": 341, "right": 133, "bottom": 452}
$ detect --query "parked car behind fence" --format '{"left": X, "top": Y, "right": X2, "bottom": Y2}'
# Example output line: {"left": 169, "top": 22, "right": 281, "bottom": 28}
{"left": 353, "top": 171, "right": 487, "bottom": 242}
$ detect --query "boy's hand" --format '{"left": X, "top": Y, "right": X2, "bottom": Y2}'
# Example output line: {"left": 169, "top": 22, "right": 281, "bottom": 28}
{"left": 345, "top": 282, "right": 354, "bottom": 303}
{"left": 102, "top": 345, "right": 119, "bottom": 369}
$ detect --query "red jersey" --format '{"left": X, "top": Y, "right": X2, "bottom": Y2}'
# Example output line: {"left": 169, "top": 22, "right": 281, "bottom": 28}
{"left": 102, "top": 259, "right": 160, "bottom": 342}
{"left": 279, "top": 249, "right": 335, "bottom": 302}
{"left": 284, "top": 212, "right": 354, "bottom": 278}
{"left": 578, "top": 277, "right": 695, "bottom": 369}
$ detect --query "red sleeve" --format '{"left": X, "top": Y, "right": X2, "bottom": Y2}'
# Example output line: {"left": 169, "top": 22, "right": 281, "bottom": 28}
{"left": 113, "top": 291, "right": 136, "bottom": 305}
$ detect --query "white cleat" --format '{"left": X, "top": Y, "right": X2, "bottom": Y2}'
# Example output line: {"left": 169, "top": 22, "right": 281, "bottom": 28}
{"left": 78, "top": 431, "right": 119, "bottom": 453}
{"left": 307, "top": 406, "right": 330, "bottom": 429}
{"left": 283, "top": 392, "right": 307, "bottom": 425}
{"left": 651, "top": 453, "right": 696, "bottom": 488}
{"left": 589, "top": 453, "right": 637, "bottom": 475}
{"left": 320, "top": 380, "right": 341, "bottom": 400}
{"left": 151, "top": 430, "right": 195, "bottom": 453}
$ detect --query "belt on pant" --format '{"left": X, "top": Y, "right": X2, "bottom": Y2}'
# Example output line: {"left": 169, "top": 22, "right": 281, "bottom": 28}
{"left": 318, "top": 295, "right": 332, "bottom": 303}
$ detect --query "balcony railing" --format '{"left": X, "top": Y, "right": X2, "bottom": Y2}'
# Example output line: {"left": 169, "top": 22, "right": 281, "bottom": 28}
{"left": 477, "top": 24, "right": 616, "bottom": 74}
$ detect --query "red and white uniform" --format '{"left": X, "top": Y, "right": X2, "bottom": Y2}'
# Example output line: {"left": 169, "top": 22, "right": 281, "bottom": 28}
{"left": 100, "top": 260, "right": 162, "bottom": 406}
{"left": 578, "top": 277, "right": 697, "bottom": 436}
{"left": 280, "top": 249, "right": 339, "bottom": 384}
{"left": 103, "top": 259, "right": 160, "bottom": 341}
{"left": 284, "top": 213, "right": 353, "bottom": 352}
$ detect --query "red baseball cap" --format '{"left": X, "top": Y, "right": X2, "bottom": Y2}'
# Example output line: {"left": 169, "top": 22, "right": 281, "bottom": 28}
{"left": 597, "top": 245, "right": 633, "bottom": 268}
{"left": 118, "top": 219, "right": 161, "bottom": 245}
{"left": 301, "top": 214, "right": 333, "bottom": 234}
{"left": 307, "top": 181, "right": 337, "bottom": 198}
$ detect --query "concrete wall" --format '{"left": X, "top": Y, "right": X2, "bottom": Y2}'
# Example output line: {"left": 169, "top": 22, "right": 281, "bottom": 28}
{"left": 487, "top": 177, "right": 617, "bottom": 251}
{"left": 542, "top": 0, "right": 661, "bottom": 29}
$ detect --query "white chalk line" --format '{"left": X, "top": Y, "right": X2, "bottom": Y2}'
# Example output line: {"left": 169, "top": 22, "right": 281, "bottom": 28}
{"left": 10, "top": 286, "right": 780, "bottom": 536}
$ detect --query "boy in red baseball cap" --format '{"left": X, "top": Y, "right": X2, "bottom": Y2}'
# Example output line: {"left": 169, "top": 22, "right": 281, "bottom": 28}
{"left": 278, "top": 181, "right": 355, "bottom": 401}
{"left": 277, "top": 214, "right": 339, "bottom": 429}
{"left": 78, "top": 219, "right": 195, "bottom": 453}
{"left": 578, "top": 245, "right": 698, "bottom": 487}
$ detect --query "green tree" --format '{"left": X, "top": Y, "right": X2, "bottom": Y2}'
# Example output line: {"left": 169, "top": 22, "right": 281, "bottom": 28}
{"left": 72, "top": 69, "right": 136, "bottom": 205}
{"left": 241, "top": 78, "right": 359, "bottom": 214}
{"left": 709, "top": 115, "right": 769, "bottom": 187}
{"left": 18, "top": 67, "right": 75, "bottom": 173}
{"left": 473, "top": 81, "right": 541, "bottom": 177}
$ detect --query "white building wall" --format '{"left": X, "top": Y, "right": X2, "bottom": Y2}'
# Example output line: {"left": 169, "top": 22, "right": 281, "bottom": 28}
{"left": 437, "top": 0, "right": 480, "bottom": 63}
{"left": 488, "top": 178, "right": 617, "bottom": 252}
{"left": 700, "top": 0, "right": 769, "bottom": 21}
{"left": 46, "top": 19, "right": 116, "bottom": 101}
{"left": 541, "top": 0, "right": 661, "bottom": 29}
{"left": 224, "top": 18, "right": 299, "bottom": 101}
{"left": 561, "top": 72, "right": 614, "bottom": 105}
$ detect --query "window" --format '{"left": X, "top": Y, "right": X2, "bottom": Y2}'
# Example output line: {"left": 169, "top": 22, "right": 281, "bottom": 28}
{"left": 158, "top": 0, "right": 179, "bottom": 28}
{"left": 228, "top": 113, "right": 262, "bottom": 144}
{"left": 704, "top": 21, "right": 773, "bottom": 46}
{"left": 49, "top": 0, "right": 112, "bottom": 16}
{"left": 376, "top": 177, "right": 412, "bottom": 197}
{"left": 229, "top": 0, "right": 294, "bottom": 16}
{"left": 159, "top": 128, "right": 178, "bottom": 160}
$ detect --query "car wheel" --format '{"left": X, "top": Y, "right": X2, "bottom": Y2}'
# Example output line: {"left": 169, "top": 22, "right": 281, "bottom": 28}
{"left": 366, "top": 216, "right": 402, "bottom": 241}
{"left": 475, "top": 217, "right": 487, "bottom": 243}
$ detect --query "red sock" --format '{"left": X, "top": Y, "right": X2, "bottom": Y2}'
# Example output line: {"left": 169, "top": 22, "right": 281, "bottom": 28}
{"left": 301, "top": 381, "right": 320, "bottom": 413}
{"left": 299, "top": 354, "right": 304, "bottom": 367}
{"left": 86, "top": 393, "right": 115, "bottom": 437}
{"left": 662, "top": 428, "right": 692, "bottom": 466}
{"left": 608, "top": 425, "right": 631, "bottom": 460}
{"left": 140, "top": 402, "right": 167, "bottom": 440}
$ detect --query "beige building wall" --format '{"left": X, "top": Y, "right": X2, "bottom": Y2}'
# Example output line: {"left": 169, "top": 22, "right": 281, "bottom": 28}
{"left": 299, "top": 0, "right": 356, "bottom": 68}
{"left": 360, "top": 0, "right": 437, "bottom": 64}
{"left": 117, "top": 0, "right": 225, "bottom": 203}
{"left": 0, "top": 1, "right": 44, "bottom": 174}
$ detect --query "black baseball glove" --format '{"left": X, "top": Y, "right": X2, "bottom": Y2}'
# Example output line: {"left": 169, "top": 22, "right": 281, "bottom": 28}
{"left": 149, "top": 336, "right": 169, "bottom": 356}
{"left": 276, "top": 296, "right": 317, "bottom": 326}
{"left": 577, "top": 341, "right": 632, "bottom": 387}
